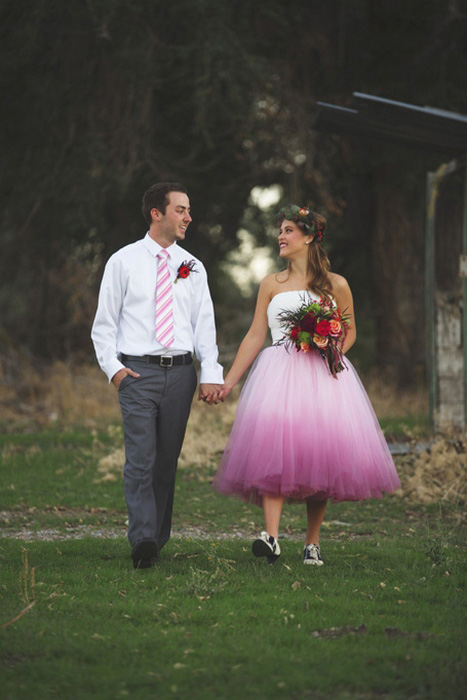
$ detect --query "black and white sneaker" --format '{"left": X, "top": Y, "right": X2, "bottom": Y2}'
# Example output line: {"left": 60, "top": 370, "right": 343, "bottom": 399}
{"left": 303, "top": 543, "right": 324, "bottom": 566}
{"left": 252, "top": 531, "right": 281, "bottom": 564}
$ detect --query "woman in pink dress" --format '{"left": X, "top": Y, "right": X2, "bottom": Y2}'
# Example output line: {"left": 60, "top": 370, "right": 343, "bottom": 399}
{"left": 212, "top": 205, "right": 400, "bottom": 566}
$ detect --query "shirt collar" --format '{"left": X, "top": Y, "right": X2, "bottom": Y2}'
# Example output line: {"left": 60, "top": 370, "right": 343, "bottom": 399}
{"left": 143, "top": 232, "right": 179, "bottom": 259}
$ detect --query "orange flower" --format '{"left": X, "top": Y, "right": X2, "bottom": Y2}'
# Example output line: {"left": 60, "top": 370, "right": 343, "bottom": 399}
{"left": 300, "top": 341, "right": 310, "bottom": 352}
{"left": 313, "top": 334, "right": 328, "bottom": 348}
{"left": 329, "top": 319, "right": 342, "bottom": 337}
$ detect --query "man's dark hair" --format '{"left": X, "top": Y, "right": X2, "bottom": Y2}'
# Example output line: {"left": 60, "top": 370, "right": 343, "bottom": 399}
{"left": 141, "top": 182, "right": 188, "bottom": 225}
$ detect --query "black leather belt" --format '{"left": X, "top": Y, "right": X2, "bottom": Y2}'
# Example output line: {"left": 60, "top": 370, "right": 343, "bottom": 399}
{"left": 120, "top": 353, "right": 192, "bottom": 368}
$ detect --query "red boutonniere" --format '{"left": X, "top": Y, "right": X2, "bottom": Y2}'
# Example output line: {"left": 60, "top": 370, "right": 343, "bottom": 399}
{"left": 175, "top": 259, "right": 198, "bottom": 283}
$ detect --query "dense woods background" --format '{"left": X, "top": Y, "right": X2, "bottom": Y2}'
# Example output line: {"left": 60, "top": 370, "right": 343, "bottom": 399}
{"left": 1, "top": 0, "right": 466, "bottom": 383}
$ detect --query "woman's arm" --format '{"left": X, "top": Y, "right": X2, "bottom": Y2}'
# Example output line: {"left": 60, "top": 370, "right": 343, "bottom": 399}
{"left": 331, "top": 274, "right": 357, "bottom": 354}
{"left": 220, "top": 276, "right": 274, "bottom": 399}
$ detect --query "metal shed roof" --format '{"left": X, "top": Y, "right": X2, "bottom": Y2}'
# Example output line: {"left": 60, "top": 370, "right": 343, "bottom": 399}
{"left": 314, "top": 92, "right": 467, "bottom": 152}
{"left": 314, "top": 92, "right": 467, "bottom": 429}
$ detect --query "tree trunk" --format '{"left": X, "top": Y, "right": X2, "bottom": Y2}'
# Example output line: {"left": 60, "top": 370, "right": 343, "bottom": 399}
{"left": 370, "top": 154, "right": 427, "bottom": 385}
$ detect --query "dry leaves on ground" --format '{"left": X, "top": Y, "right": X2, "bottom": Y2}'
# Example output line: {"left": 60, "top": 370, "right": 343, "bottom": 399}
{"left": 397, "top": 434, "right": 466, "bottom": 505}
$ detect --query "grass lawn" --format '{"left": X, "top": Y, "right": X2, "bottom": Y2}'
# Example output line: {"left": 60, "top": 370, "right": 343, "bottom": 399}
{"left": 1, "top": 418, "right": 466, "bottom": 700}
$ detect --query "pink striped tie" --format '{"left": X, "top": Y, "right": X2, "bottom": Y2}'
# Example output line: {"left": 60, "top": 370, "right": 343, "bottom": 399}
{"left": 155, "top": 249, "right": 174, "bottom": 348}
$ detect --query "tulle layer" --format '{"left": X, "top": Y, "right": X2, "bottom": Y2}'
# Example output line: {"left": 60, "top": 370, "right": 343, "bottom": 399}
{"left": 213, "top": 345, "right": 400, "bottom": 506}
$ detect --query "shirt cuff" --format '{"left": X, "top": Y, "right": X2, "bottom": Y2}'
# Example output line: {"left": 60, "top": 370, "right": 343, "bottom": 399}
{"left": 104, "top": 358, "right": 126, "bottom": 383}
{"left": 199, "top": 365, "right": 224, "bottom": 385}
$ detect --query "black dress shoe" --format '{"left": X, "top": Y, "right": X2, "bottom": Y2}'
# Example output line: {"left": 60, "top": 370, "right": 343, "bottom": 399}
{"left": 133, "top": 557, "right": 157, "bottom": 570}
{"left": 131, "top": 540, "right": 158, "bottom": 568}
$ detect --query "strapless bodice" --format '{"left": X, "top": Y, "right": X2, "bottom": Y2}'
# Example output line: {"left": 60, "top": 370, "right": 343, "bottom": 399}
{"left": 267, "top": 290, "right": 323, "bottom": 344}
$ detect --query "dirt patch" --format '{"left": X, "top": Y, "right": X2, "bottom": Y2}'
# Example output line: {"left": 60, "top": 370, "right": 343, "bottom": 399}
{"left": 0, "top": 521, "right": 262, "bottom": 542}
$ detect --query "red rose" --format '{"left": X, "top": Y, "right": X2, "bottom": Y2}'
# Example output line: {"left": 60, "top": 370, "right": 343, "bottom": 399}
{"left": 316, "top": 320, "right": 331, "bottom": 336}
{"left": 178, "top": 266, "right": 190, "bottom": 278}
{"left": 300, "top": 313, "right": 316, "bottom": 333}
{"left": 290, "top": 328, "right": 299, "bottom": 339}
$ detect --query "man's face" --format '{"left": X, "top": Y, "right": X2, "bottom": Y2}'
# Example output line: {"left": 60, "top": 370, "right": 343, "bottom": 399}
{"left": 157, "top": 191, "right": 192, "bottom": 243}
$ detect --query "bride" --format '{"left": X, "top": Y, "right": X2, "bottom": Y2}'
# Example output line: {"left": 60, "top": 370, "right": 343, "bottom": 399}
{"left": 212, "top": 205, "right": 400, "bottom": 566}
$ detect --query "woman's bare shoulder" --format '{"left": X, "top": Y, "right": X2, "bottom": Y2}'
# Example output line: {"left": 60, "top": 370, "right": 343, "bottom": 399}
{"left": 260, "top": 271, "right": 286, "bottom": 293}
{"left": 260, "top": 272, "right": 278, "bottom": 285}
{"left": 329, "top": 272, "right": 351, "bottom": 294}
{"left": 254, "top": 273, "right": 276, "bottom": 304}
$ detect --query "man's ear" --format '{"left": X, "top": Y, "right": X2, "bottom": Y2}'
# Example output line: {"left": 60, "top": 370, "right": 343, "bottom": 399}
{"left": 150, "top": 207, "right": 162, "bottom": 222}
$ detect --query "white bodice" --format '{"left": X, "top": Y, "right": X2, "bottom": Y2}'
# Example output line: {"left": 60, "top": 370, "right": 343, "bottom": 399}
{"left": 267, "top": 290, "right": 323, "bottom": 344}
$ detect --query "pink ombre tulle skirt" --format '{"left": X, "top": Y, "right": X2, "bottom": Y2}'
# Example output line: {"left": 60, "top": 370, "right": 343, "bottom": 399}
{"left": 213, "top": 345, "right": 401, "bottom": 506}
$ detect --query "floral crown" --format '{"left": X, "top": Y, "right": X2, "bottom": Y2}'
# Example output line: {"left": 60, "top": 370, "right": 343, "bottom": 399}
{"left": 275, "top": 205, "right": 325, "bottom": 243}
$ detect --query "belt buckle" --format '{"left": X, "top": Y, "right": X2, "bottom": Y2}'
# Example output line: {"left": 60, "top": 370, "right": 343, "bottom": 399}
{"left": 160, "top": 355, "right": 173, "bottom": 368}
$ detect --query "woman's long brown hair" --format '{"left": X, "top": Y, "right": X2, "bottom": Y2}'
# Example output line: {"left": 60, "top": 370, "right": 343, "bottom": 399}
{"left": 305, "top": 212, "right": 332, "bottom": 300}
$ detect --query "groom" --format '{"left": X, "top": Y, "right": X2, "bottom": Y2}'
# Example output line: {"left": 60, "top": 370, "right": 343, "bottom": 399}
{"left": 91, "top": 182, "right": 223, "bottom": 568}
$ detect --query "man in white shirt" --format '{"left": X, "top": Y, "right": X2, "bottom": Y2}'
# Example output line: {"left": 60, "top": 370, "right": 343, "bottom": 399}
{"left": 91, "top": 182, "right": 223, "bottom": 568}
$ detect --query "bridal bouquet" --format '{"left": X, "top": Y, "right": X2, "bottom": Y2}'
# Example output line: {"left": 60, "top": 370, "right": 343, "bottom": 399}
{"left": 276, "top": 296, "right": 350, "bottom": 377}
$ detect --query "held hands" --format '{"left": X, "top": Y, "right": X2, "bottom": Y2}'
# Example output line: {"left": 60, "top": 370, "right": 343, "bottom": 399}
{"left": 111, "top": 367, "right": 141, "bottom": 390}
{"left": 198, "top": 381, "right": 236, "bottom": 405}
{"left": 218, "top": 382, "right": 235, "bottom": 401}
{"left": 198, "top": 383, "right": 224, "bottom": 405}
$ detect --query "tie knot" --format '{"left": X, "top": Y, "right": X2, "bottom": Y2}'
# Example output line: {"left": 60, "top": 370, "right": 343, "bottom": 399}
{"left": 158, "top": 249, "right": 169, "bottom": 260}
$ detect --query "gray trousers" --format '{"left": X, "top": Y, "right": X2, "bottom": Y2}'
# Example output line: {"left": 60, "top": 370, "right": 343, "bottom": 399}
{"left": 117, "top": 360, "right": 197, "bottom": 551}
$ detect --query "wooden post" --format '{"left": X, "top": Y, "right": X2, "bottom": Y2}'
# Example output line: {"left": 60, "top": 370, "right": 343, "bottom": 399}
{"left": 462, "top": 159, "right": 467, "bottom": 429}
{"left": 425, "top": 170, "right": 437, "bottom": 430}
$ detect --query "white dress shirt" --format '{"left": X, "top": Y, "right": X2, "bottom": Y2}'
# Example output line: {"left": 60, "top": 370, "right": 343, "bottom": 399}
{"left": 91, "top": 233, "right": 224, "bottom": 384}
